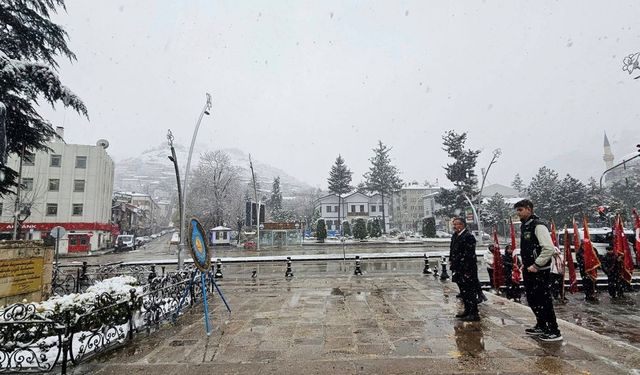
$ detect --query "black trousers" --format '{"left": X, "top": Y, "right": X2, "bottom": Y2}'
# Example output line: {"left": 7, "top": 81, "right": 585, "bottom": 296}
{"left": 459, "top": 277, "right": 479, "bottom": 316}
{"left": 523, "top": 269, "right": 559, "bottom": 334}
{"left": 581, "top": 274, "right": 596, "bottom": 299}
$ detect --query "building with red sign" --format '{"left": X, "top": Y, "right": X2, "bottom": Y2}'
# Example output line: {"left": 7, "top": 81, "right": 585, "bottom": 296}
{"left": 0, "top": 128, "right": 115, "bottom": 254}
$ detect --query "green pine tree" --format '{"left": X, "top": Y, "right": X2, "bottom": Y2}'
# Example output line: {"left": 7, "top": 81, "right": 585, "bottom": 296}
{"left": 353, "top": 218, "right": 367, "bottom": 240}
{"left": 342, "top": 221, "right": 351, "bottom": 237}
{"left": 364, "top": 141, "right": 403, "bottom": 234}
{"left": 327, "top": 155, "right": 353, "bottom": 235}
{"left": 316, "top": 219, "right": 327, "bottom": 243}
{"left": 435, "top": 131, "right": 480, "bottom": 218}
{"left": 422, "top": 217, "right": 436, "bottom": 238}
{"left": 0, "top": 0, "right": 88, "bottom": 195}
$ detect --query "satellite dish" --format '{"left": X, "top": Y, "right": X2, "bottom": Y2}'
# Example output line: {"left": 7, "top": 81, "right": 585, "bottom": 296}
{"left": 96, "top": 139, "right": 109, "bottom": 149}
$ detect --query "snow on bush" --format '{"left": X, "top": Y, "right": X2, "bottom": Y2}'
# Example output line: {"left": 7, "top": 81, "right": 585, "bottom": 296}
{"left": 0, "top": 276, "right": 143, "bottom": 322}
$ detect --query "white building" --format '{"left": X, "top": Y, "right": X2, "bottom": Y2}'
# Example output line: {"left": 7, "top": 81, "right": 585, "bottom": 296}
{"left": 314, "top": 192, "right": 390, "bottom": 234}
{"left": 390, "top": 183, "right": 440, "bottom": 232}
{"left": 0, "top": 129, "right": 115, "bottom": 253}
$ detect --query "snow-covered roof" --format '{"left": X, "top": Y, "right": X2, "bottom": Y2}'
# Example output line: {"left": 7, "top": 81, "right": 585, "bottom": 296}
{"left": 210, "top": 226, "right": 231, "bottom": 231}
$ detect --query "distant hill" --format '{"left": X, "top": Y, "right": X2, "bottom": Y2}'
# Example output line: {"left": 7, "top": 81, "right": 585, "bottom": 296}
{"left": 113, "top": 143, "right": 312, "bottom": 203}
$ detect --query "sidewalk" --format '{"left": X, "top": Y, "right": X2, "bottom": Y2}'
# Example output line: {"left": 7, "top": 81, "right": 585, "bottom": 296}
{"left": 73, "top": 274, "right": 640, "bottom": 375}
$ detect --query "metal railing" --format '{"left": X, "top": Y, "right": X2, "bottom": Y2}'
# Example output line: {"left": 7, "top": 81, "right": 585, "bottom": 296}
{"left": 1, "top": 267, "right": 217, "bottom": 374}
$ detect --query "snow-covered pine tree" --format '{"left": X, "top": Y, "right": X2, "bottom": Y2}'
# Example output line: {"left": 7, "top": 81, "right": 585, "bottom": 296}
{"left": 364, "top": 141, "right": 403, "bottom": 234}
{"left": 435, "top": 131, "right": 480, "bottom": 218}
{"left": 327, "top": 155, "right": 353, "bottom": 235}
{"left": 0, "top": 0, "right": 88, "bottom": 195}
{"left": 511, "top": 174, "right": 525, "bottom": 195}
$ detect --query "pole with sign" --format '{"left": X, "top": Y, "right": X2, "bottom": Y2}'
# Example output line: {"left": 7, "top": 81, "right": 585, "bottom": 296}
{"left": 50, "top": 226, "right": 66, "bottom": 284}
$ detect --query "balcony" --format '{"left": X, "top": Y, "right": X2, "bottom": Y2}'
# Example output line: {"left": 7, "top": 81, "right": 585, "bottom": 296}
{"left": 346, "top": 211, "right": 369, "bottom": 217}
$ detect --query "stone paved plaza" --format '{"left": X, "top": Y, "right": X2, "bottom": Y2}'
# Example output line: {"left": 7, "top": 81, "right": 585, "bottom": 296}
{"left": 74, "top": 274, "right": 640, "bottom": 375}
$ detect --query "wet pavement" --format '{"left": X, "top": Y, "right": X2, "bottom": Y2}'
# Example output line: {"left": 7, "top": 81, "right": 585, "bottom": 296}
{"left": 73, "top": 274, "right": 640, "bottom": 375}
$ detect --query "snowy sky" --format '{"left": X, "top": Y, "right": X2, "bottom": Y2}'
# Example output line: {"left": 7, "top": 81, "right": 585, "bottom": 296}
{"left": 41, "top": 0, "right": 640, "bottom": 189}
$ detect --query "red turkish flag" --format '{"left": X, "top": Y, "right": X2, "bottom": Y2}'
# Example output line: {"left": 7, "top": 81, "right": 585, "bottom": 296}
{"left": 582, "top": 216, "right": 601, "bottom": 281}
{"left": 614, "top": 214, "right": 634, "bottom": 284}
{"left": 510, "top": 219, "right": 521, "bottom": 284}
{"left": 633, "top": 208, "right": 640, "bottom": 266}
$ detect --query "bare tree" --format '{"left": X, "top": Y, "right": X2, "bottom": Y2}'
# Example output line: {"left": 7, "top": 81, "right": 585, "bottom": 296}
{"left": 186, "top": 151, "right": 242, "bottom": 230}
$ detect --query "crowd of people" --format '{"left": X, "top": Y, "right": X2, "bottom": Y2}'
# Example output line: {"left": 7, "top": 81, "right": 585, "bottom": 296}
{"left": 449, "top": 199, "right": 563, "bottom": 342}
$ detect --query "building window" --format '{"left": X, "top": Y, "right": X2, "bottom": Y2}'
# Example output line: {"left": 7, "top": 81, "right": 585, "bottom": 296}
{"left": 371, "top": 205, "right": 376, "bottom": 212}
{"left": 379, "top": 205, "right": 383, "bottom": 212}
{"left": 334, "top": 206, "right": 338, "bottom": 212}
{"left": 351, "top": 205, "right": 355, "bottom": 213}
{"left": 72, "top": 204, "right": 83, "bottom": 216}
{"left": 23, "top": 152, "right": 35, "bottom": 166}
{"left": 74, "top": 180, "right": 85, "bottom": 192}
{"left": 48, "top": 179, "right": 60, "bottom": 191}
{"left": 360, "top": 205, "right": 365, "bottom": 212}
{"left": 50, "top": 154, "right": 62, "bottom": 167}
{"left": 75, "top": 156, "right": 87, "bottom": 168}
{"left": 46, "top": 203, "right": 58, "bottom": 216}
{"left": 327, "top": 221, "right": 332, "bottom": 230}
{"left": 326, "top": 205, "right": 332, "bottom": 213}
{"left": 22, "top": 178, "right": 34, "bottom": 191}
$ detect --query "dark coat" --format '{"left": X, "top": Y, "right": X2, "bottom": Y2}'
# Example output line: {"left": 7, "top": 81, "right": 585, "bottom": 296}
{"left": 449, "top": 229, "right": 477, "bottom": 281}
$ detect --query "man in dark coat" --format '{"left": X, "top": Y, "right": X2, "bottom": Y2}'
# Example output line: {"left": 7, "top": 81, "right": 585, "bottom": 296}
{"left": 449, "top": 217, "right": 480, "bottom": 321}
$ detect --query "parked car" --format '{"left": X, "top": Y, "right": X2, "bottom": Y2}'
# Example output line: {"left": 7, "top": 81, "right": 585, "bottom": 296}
{"left": 115, "top": 235, "right": 136, "bottom": 251}
{"left": 557, "top": 227, "right": 635, "bottom": 258}
{"left": 169, "top": 232, "right": 180, "bottom": 245}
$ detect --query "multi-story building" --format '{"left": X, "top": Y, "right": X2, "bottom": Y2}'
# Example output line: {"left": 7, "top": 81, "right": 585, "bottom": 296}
{"left": 112, "top": 191, "right": 161, "bottom": 235}
{"left": 390, "top": 182, "right": 434, "bottom": 232}
{"left": 0, "top": 128, "right": 115, "bottom": 253}
{"left": 314, "top": 192, "right": 390, "bottom": 234}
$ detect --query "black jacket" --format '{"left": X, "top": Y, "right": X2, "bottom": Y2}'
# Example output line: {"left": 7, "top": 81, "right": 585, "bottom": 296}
{"left": 520, "top": 214, "right": 552, "bottom": 269}
{"left": 449, "top": 229, "right": 477, "bottom": 280}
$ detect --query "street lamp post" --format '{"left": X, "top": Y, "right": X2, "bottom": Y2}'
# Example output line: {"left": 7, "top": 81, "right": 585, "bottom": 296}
{"left": 177, "top": 93, "right": 212, "bottom": 269}
{"left": 167, "top": 130, "right": 183, "bottom": 267}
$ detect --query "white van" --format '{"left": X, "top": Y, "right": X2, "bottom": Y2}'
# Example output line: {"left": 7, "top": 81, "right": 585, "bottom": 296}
{"left": 115, "top": 234, "right": 136, "bottom": 251}
{"left": 557, "top": 227, "right": 635, "bottom": 256}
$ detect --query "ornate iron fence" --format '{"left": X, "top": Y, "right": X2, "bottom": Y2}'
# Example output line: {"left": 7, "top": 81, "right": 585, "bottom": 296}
{"left": 1, "top": 267, "right": 215, "bottom": 374}
{"left": 51, "top": 262, "right": 170, "bottom": 296}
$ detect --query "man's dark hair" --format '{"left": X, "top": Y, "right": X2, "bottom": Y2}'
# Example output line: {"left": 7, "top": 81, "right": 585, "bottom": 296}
{"left": 452, "top": 217, "right": 466, "bottom": 226}
{"left": 513, "top": 199, "right": 534, "bottom": 210}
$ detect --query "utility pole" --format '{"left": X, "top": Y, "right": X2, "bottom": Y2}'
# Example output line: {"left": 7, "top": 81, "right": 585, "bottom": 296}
{"left": 249, "top": 154, "right": 260, "bottom": 251}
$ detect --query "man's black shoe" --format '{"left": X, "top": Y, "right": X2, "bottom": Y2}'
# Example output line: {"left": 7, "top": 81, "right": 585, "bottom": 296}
{"left": 460, "top": 314, "right": 480, "bottom": 322}
{"left": 539, "top": 332, "right": 563, "bottom": 342}
{"left": 477, "top": 293, "right": 488, "bottom": 303}
{"left": 525, "top": 326, "right": 545, "bottom": 336}
{"left": 455, "top": 311, "right": 468, "bottom": 318}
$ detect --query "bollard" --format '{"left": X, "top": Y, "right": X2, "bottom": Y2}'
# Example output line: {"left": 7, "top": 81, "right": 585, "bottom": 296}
{"left": 285, "top": 257, "right": 294, "bottom": 278}
{"left": 354, "top": 255, "right": 363, "bottom": 276}
{"left": 422, "top": 254, "right": 432, "bottom": 274}
{"left": 439, "top": 256, "right": 449, "bottom": 280}
{"left": 214, "top": 259, "right": 223, "bottom": 279}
